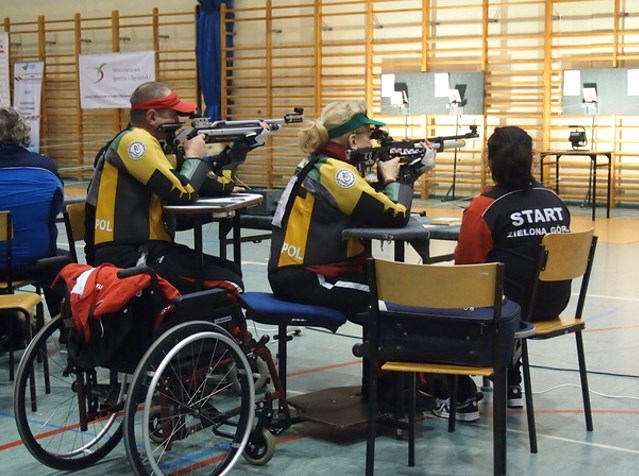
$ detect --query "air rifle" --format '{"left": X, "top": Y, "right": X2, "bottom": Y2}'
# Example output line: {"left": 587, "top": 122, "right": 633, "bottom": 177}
{"left": 349, "top": 125, "right": 480, "bottom": 183}
{"left": 157, "top": 107, "right": 304, "bottom": 171}
{"left": 183, "top": 107, "right": 304, "bottom": 143}
{"left": 372, "top": 124, "right": 479, "bottom": 159}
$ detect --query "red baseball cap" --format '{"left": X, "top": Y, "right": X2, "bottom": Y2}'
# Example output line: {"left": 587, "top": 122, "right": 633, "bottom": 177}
{"left": 130, "top": 90, "right": 197, "bottom": 115}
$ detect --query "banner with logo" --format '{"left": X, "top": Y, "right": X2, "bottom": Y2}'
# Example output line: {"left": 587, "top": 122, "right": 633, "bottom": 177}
{"left": 79, "top": 51, "right": 155, "bottom": 109}
{"left": 13, "top": 60, "right": 44, "bottom": 153}
{"left": 0, "top": 33, "right": 10, "bottom": 106}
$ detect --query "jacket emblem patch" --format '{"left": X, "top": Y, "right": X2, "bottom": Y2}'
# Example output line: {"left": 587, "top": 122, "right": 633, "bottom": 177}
{"left": 128, "top": 141, "right": 146, "bottom": 160}
{"left": 335, "top": 169, "right": 356, "bottom": 188}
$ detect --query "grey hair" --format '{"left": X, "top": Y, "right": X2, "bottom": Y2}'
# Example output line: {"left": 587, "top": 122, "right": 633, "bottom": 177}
{"left": 0, "top": 106, "right": 31, "bottom": 147}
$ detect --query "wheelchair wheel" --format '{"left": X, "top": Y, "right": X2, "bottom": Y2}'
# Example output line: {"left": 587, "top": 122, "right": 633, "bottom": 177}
{"left": 14, "top": 315, "right": 126, "bottom": 470}
{"left": 124, "top": 321, "right": 256, "bottom": 476}
{"left": 243, "top": 428, "right": 276, "bottom": 465}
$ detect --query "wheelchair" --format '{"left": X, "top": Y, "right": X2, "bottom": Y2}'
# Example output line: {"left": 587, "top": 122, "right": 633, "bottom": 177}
{"left": 13, "top": 263, "right": 291, "bottom": 475}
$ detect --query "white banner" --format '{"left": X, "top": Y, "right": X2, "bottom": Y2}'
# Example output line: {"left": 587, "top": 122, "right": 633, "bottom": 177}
{"left": 79, "top": 51, "right": 155, "bottom": 109}
{"left": 13, "top": 60, "right": 44, "bottom": 153}
{"left": 0, "top": 33, "right": 10, "bottom": 106}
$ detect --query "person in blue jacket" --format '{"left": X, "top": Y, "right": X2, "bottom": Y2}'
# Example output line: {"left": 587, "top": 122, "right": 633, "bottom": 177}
{"left": 0, "top": 106, "right": 66, "bottom": 347}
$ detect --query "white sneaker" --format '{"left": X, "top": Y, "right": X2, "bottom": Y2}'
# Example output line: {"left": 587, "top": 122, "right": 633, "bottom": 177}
{"left": 432, "top": 397, "right": 480, "bottom": 422}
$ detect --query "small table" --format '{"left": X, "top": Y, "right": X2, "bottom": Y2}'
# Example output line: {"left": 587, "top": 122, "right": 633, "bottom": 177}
{"left": 343, "top": 215, "right": 460, "bottom": 263}
{"left": 539, "top": 150, "right": 612, "bottom": 220}
{"left": 164, "top": 193, "right": 263, "bottom": 288}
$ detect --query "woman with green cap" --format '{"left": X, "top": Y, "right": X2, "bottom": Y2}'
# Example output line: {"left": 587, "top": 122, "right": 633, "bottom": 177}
{"left": 268, "top": 101, "right": 416, "bottom": 319}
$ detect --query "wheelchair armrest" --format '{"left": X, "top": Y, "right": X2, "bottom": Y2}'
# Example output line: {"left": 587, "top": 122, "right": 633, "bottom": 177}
{"left": 36, "top": 255, "right": 73, "bottom": 270}
{"left": 116, "top": 265, "right": 158, "bottom": 280}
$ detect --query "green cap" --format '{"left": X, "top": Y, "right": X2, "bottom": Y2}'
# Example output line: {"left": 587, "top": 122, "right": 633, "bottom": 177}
{"left": 327, "top": 112, "right": 385, "bottom": 139}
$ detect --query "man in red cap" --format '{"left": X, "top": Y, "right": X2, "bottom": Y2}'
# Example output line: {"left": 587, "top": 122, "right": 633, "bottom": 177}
{"left": 85, "top": 81, "right": 263, "bottom": 296}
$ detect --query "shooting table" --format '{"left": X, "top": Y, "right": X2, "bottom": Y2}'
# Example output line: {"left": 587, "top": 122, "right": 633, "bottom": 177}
{"left": 287, "top": 215, "right": 461, "bottom": 431}
{"left": 343, "top": 214, "right": 460, "bottom": 264}
{"left": 539, "top": 150, "right": 612, "bottom": 220}
{"left": 164, "top": 193, "right": 263, "bottom": 289}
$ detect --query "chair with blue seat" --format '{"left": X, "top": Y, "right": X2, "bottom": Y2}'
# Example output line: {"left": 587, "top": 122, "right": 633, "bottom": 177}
{"left": 239, "top": 292, "right": 348, "bottom": 397}
{"left": 0, "top": 210, "right": 43, "bottom": 380}
{"left": 0, "top": 166, "right": 64, "bottom": 325}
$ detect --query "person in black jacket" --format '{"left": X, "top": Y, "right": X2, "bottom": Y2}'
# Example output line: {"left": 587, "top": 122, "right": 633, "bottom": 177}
{"left": 429, "top": 125, "right": 571, "bottom": 422}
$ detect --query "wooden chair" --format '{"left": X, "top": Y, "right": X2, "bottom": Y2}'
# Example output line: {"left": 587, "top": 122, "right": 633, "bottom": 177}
{"left": 361, "top": 258, "right": 523, "bottom": 476}
{"left": 0, "top": 210, "right": 43, "bottom": 380}
{"left": 521, "top": 228, "right": 598, "bottom": 453}
{"left": 62, "top": 201, "right": 86, "bottom": 263}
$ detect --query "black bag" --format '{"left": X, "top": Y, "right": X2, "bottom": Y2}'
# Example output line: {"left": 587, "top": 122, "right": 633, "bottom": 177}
{"left": 0, "top": 310, "right": 28, "bottom": 351}
{"left": 66, "top": 288, "right": 156, "bottom": 373}
{"left": 378, "top": 299, "right": 522, "bottom": 367}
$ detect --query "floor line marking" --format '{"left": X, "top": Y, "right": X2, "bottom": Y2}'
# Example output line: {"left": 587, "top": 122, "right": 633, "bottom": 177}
{"left": 507, "top": 427, "right": 639, "bottom": 455}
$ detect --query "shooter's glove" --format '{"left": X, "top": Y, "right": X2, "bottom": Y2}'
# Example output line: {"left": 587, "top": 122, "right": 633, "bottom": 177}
{"left": 202, "top": 146, "right": 244, "bottom": 174}
{"left": 397, "top": 145, "right": 436, "bottom": 185}
{"left": 203, "top": 125, "right": 272, "bottom": 174}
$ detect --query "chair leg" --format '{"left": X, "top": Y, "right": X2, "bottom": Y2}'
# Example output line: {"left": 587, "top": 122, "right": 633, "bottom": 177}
{"left": 408, "top": 372, "right": 416, "bottom": 467}
{"left": 448, "top": 375, "right": 458, "bottom": 433}
{"left": 493, "top": 368, "right": 507, "bottom": 476}
{"left": 575, "top": 331, "right": 593, "bottom": 431}
{"left": 365, "top": 354, "right": 379, "bottom": 475}
{"left": 8, "top": 310, "right": 15, "bottom": 381}
{"left": 521, "top": 340, "right": 538, "bottom": 453}
{"left": 276, "top": 324, "right": 288, "bottom": 396}
{"left": 393, "top": 373, "right": 406, "bottom": 438}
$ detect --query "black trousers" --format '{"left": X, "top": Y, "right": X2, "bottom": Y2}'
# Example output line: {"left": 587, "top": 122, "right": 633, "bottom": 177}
{"left": 268, "top": 267, "right": 369, "bottom": 320}
{"left": 95, "top": 242, "right": 244, "bottom": 296}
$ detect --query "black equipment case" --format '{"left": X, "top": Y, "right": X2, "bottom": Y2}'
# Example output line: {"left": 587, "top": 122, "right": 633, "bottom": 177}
{"left": 378, "top": 299, "right": 524, "bottom": 367}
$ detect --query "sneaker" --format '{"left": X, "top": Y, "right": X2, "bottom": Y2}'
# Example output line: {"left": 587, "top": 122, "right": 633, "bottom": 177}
{"left": 508, "top": 385, "right": 524, "bottom": 408}
{"left": 432, "top": 397, "right": 480, "bottom": 422}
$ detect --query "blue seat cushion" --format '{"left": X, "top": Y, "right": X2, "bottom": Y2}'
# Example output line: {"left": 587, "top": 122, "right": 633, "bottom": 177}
{"left": 240, "top": 292, "right": 347, "bottom": 332}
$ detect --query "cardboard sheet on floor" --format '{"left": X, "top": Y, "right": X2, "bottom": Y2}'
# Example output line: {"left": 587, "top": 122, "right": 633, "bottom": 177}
{"left": 288, "top": 385, "right": 368, "bottom": 430}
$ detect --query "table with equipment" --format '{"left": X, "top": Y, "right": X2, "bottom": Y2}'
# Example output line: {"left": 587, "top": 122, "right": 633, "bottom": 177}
{"left": 539, "top": 150, "right": 612, "bottom": 220}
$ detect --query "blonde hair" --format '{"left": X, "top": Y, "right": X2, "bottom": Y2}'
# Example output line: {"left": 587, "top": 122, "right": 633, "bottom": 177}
{"left": 298, "top": 101, "right": 368, "bottom": 155}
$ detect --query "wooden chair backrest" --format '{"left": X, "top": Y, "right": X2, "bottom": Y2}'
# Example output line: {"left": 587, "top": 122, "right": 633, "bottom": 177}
{"left": 63, "top": 202, "right": 86, "bottom": 262}
{"left": 539, "top": 229, "right": 596, "bottom": 282}
{"left": 64, "top": 202, "right": 86, "bottom": 243}
{"left": 371, "top": 258, "right": 503, "bottom": 310}
{"left": 0, "top": 210, "right": 11, "bottom": 242}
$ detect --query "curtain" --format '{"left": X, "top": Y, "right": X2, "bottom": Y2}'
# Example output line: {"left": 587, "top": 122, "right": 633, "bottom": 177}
{"left": 196, "top": 0, "right": 234, "bottom": 119}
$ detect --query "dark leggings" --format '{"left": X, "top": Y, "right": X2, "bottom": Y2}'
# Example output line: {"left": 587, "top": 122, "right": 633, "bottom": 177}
{"left": 95, "top": 242, "right": 244, "bottom": 296}
{"left": 268, "top": 267, "right": 369, "bottom": 320}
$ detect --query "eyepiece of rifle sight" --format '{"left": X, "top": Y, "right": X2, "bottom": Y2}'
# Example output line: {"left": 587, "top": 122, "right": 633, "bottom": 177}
{"left": 294, "top": 107, "right": 304, "bottom": 114}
